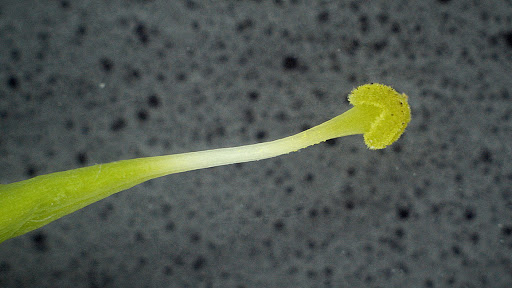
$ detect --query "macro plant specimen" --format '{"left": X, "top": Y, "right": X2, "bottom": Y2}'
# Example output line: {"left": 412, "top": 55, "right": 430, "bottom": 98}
{"left": 0, "top": 83, "right": 411, "bottom": 243}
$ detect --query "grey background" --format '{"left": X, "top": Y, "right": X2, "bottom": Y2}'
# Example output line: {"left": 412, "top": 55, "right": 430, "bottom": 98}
{"left": 1, "top": 0, "right": 511, "bottom": 287}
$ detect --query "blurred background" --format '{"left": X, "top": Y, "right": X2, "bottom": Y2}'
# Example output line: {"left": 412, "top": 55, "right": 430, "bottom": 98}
{"left": 1, "top": 1, "right": 511, "bottom": 287}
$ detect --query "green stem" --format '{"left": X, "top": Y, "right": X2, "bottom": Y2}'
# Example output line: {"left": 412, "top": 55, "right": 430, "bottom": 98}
{"left": 0, "top": 105, "right": 379, "bottom": 243}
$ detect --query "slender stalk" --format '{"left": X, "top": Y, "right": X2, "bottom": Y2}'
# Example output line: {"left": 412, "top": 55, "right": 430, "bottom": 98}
{"left": 0, "top": 105, "right": 378, "bottom": 242}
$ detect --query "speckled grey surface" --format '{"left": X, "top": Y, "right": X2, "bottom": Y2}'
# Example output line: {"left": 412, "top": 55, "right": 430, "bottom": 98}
{"left": 1, "top": 1, "right": 512, "bottom": 287}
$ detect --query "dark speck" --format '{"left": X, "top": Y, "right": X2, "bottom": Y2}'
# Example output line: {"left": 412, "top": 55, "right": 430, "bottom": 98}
{"left": 307, "top": 240, "right": 316, "bottom": 250}
{"left": 37, "top": 32, "right": 49, "bottom": 42}
{"left": 75, "top": 25, "right": 87, "bottom": 37}
{"left": 165, "top": 221, "right": 175, "bottom": 231}
{"left": 480, "top": 149, "right": 492, "bottom": 163}
{"left": 0, "top": 261, "right": 11, "bottom": 272}
{"left": 176, "top": 73, "right": 187, "bottom": 81}
{"left": 501, "top": 89, "right": 510, "bottom": 100}
{"left": 81, "top": 125, "right": 90, "bottom": 135}
{"left": 307, "top": 269, "right": 317, "bottom": 279}
{"left": 244, "top": 109, "right": 255, "bottom": 123}
{"left": 26, "top": 165, "right": 37, "bottom": 177}
{"left": 65, "top": 120, "right": 74, "bottom": 130}
{"left": 32, "top": 232, "right": 48, "bottom": 252}
{"left": 273, "top": 220, "right": 285, "bottom": 232}
{"left": 111, "top": 118, "right": 126, "bottom": 131}
{"left": 248, "top": 91, "right": 259, "bottom": 101}
{"left": 163, "top": 266, "right": 173, "bottom": 275}
{"left": 301, "top": 124, "right": 311, "bottom": 132}
{"left": 324, "top": 266, "right": 333, "bottom": 277}
{"left": 503, "top": 31, "right": 512, "bottom": 49}
{"left": 304, "top": 173, "right": 314, "bottom": 182}
{"left": 131, "top": 69, "right": 140, "bottom": 79}
{"left": 470, "top": 233, "right": 480, "bottom": 244}
{"left": 283, "top": 56, "right": 299, "bottom": 70}
{"left": 349, "top": 2, "right": 359, "bottom": 12}
{"left": 77, "top": 152, "right": 87, "bottom": 165}
{"left": 451, "top": 245, "right": 461, "bottom": 255}
{"left": 377, "top": 13, "right": 389, "bottom": 24}
{"left": 60, "top": 1, "right": 70, "bottom": 9}
{"left": 192, "top": 256, "right": 206, "bottom": 270}
{"left": 191, "top": 21, "right": 200, "bottom": 30}
{"left": 275, "top": 111, "right": 288, "bottom": 122}
{"left": 7, "top": 76, "right": 19, "bottom": 90}
{"left": 100, "top": 58, "right": 114, "bottom": 72}
{"left": 10, "top": 49, "right": 21, "bottom": 61}
{"left": 309, "top": 208, "right": 318, "bottom": 218}
{"left": 312, "top": 89, "right": 326, "bottom": 100}
{"left": 160, "top": 203, "right": 172, "bottom": 215}
{"left": 464, "top": 208, "right": 475, "bottom": 221}
{"left": 256, "top": 130, "right": 267, "bottom": 140}
{"left": 325, "top": 139, "right": 337, "bottom": 146}
{"left": 190, "top": 233, "right": 201, "bottom": 243}
{"left": 148, "top": 94, "right": 160, "bottom": 108}
{"left": 373, "top": 40, "right": 387, "bottom": 52}
{"left": 135, "top": 23, "right": 149, "bottom": 45}
{"left": 395, "top": 228, "right": 404, "bottom": 239}
{"left": 345, "top": 200, "right": 355, "bottom": 210}
{"left": 346, "top": 39, "right": 360, "bottom": 55}
{"left": 317, "top": 11, "right": 329, "bottom": 23}
{"left": 185, "top": 0, "right": 198, "bottom": 10}
{"left": 397, "top": 207, "right": 410, "bottom": 220}
{"left": 236, "top": 19, "right": 254, "bottom": 32}
{"left": 173, "top": 255, "right": 185, "bottom": 266}
{"left": 99, "top": 203, "right": 114, "bottom": 221}
{"left": 137, "top": 109, "right": 148, "bottom": 121}
{"left": 359, "top": 15, "right": 369, "bottom": 33}
{"left": 135, "top": 232, "right": 145, "bottom": 243}
{"left": 437, "top": 0, "right": 452, "bottom": 3}
{"left": 502, "top": 225, "right": 512, "bottom": 236}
